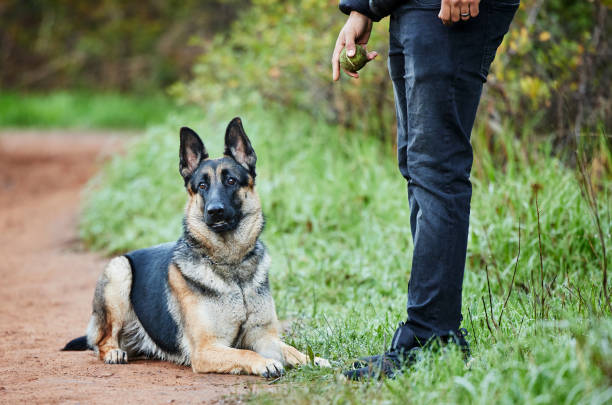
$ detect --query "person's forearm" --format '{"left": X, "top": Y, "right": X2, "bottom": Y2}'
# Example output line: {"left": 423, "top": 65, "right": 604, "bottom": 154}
{"left": 368, "top": 0, "right": 404, "bottom": 20}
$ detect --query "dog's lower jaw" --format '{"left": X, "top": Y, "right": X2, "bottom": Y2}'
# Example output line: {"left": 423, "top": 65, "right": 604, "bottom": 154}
{"left": 207, "top": 220, "right": 238, "bottom": 233}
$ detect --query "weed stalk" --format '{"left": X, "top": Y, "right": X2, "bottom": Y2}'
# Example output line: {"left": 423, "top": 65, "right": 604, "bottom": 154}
{"left": 498, "top": 220, "right": 521, "bottom": 327}
{"left": 535, "top": 189, "right": 547, "bottom": 318}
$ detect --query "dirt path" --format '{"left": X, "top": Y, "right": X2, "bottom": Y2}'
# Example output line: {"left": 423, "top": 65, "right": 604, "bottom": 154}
{"left": 0, "top": 131, "right": 263, "bottom": 404}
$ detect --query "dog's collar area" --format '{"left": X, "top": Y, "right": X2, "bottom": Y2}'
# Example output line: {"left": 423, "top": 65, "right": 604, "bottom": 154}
{"left": 183, "top": 235, "right": 260, "bottom": 268}
{"left": 206, "top": 246, "right": 259, "bottom": 267}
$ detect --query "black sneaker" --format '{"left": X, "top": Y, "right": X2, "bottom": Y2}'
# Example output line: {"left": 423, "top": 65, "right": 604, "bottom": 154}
{"left": 344, "top": 322, "right": 422, "bottom": 380}
{"left": 343, "top": 347, "right": 422, "bottom": 380}
{"left": 344, "top": 326, "right": 471, "bottom": 381}
{"left": 447, "top": 328, "right": 471, "bottom": 359}
{"left": 352, "top": 322, "right": 425, "bottom": 368}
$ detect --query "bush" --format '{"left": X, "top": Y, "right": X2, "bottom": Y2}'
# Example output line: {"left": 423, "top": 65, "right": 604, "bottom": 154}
{"left": 0, "top": 0, "right": 246, "bottom": 91}
{"left": 175, "top": 0, "right": 610, "bottom": 156}
{"left": 171, "top": 0, "right": 395, "bottom": 136}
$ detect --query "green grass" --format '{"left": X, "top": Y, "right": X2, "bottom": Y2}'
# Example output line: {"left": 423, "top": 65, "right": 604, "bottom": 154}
{"left": 0, "top": 90, "right": 194, "bottom": 129}
{"left": 80, "top": 103, "right": 612, "bottom": 404}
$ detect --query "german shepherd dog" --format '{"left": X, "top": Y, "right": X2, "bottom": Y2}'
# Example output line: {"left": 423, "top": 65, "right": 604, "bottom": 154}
{"left": 63, "top": 118, "right": 329, "bottom": 377}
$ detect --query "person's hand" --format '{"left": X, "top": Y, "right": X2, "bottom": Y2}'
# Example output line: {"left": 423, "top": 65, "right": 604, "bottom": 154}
{"left": 438, "top": 0, "right": 480, "bottom": 26}
{"left": 332, "top": 11, "right": 378, "bottom": 81}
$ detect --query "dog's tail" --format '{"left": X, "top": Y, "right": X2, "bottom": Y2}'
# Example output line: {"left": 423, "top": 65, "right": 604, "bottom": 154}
{"left": 61, "top": 335, "right": 91, "bottom": 351}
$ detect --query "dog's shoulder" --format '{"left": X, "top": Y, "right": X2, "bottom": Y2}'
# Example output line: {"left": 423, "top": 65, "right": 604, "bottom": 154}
{"left": 124, "top": 242, "right": 176, "bottom": 272}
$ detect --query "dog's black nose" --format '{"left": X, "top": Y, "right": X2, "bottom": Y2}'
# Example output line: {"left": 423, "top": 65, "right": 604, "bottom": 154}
{"left": 207, "top": 202, "right": 225, "bottom": 219}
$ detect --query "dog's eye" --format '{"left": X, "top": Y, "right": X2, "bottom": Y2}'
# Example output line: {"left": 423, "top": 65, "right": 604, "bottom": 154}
{"left": 198, "top": 182, "right": 208, "bottom": 190}
{"left": 226, "top": 177, "right": 237, "bottom": 186}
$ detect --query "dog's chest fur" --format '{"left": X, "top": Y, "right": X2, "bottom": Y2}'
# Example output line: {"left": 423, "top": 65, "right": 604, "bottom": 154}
{"left": 174, "top": 239, "right": 274, "bottom": 347}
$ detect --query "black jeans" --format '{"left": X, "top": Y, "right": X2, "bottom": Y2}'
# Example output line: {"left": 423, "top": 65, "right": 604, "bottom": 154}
{"left": 387, "top": 0, "right": 518, "bottom": 348}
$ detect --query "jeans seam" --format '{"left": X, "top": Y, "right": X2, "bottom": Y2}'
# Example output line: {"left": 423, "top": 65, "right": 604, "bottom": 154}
{"left": 479, "top": 4, "right": 492, "bottom": 81}
{"left": 443, "top": 61, "right": 463, "bottom": 194}
{"left": 488, "top": 0, "right": 520, "bottom": 9}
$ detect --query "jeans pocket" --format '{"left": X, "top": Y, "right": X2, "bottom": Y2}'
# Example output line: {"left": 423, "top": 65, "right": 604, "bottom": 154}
{"left": 480, "top": 1, "right": 519, "bottom": 80}
{"left": 411, "top": 0, "right": 441, "bottom": 10}
{"left": 487, "top": 0, "right": 520, "bottom": 9}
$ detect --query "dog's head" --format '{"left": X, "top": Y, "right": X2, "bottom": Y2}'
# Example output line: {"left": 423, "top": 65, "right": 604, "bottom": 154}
{"left": 179, "top": 117, "right": 259, "bottom": 234}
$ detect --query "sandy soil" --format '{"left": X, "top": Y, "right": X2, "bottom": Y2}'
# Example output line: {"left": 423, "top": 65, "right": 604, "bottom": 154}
{"left": 0, "top": 131, "right": 266, "bottom": 404}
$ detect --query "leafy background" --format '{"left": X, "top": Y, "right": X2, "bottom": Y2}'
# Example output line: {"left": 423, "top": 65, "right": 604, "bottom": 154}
{"left": 172, "top": 0, "right": 611, "bottom": 154}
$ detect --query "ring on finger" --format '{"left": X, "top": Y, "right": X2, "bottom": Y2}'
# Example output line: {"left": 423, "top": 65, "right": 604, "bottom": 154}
{"left": 460, "top": 4, "right": 470, "bottom": 18}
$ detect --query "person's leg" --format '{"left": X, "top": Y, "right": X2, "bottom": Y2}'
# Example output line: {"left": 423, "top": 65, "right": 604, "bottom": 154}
{"left": 394, "top": 0, "right": 519, "bottom": 349}
{"left": 345, "top": 0, "right": 518, "bottom": 379}
{"left": 390, "top": 0, "right": 519, "bottom": 350}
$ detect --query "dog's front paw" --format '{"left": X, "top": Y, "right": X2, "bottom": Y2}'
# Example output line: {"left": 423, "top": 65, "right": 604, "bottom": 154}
{"left": 314, "top": 357, "right": 331, "bottom": 368}
{"left": 104, "top": 349, "right": 128, "bottom": 364}
{"left": 253, "top": 358, "right": 284, "bottom": 378}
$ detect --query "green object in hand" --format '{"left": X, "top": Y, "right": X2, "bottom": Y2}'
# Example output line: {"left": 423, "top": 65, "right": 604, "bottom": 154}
{"left": 340, "top": 45, "right": 368, "bottom": 73}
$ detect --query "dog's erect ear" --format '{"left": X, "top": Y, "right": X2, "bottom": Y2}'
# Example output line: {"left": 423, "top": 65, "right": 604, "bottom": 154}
{"left": 179, "top": 127, "right": 208, "bottom": 183}
{"left": 224, "top": 117, "right": 257, "bottom": 177}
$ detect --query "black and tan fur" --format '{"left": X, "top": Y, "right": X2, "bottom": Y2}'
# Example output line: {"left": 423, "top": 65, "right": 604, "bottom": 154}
{"left": 63, "top": 118, "right": 329, "bottom": 377}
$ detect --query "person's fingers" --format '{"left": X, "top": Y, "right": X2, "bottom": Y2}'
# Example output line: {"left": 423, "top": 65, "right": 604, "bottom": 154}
{"left": 345, "top": 30, "right": 356, "bottom": 58}
{"left": 451, "top": 0, "right": 461, "bottom": 22}
{"left": 343, "top": 69, "right": 359, "bottom": 78}
{"left": 366, "top": 51, "right": 378, "bottom": 61}
{"left": 358, "top": 20, "right": 373, "bottom": 44}
{"left": 438, "top": 0, "right": 451, "bottom": 24}
{"left": 470, "top": 0, "right": 479, "bottom": 17}
{"left": 460, "top": 2, "right": 470, "bottom": 20}
{"left": 332, "top": 55, "right": 339, "bottom": 81}
{"left": 331, "top": 34, "right": 345, "bottom": 81}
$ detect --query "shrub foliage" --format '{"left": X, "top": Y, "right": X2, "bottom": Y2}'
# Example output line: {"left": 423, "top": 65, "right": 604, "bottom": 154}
{"left": 175, "top": 0, "right": 611, "bottom": 150}
{"left": 0, "top": 0, "right": 245, "bottom": 91}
